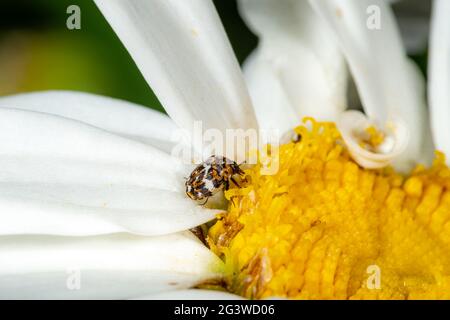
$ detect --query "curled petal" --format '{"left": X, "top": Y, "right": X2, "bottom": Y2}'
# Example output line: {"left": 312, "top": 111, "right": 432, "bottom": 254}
{"left": 311, "top": 0, "right": 432, "bottom": 169}
{"left": 337, "top": 110, "right": 409, "bottom": 169}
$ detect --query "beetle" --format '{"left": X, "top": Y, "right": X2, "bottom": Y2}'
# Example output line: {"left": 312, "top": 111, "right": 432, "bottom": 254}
{"left": 185, "top": 155, "right": 245, "bottom": 202}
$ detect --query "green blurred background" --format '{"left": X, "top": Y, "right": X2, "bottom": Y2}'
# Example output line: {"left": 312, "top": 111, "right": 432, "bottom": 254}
{"left": 0, "top": 0, "right": 257, "bottom": 113}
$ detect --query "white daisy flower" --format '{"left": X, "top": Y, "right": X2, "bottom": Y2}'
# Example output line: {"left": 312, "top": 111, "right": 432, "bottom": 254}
{"left": 1, "top": 0, "right": 449, "bottom": 299}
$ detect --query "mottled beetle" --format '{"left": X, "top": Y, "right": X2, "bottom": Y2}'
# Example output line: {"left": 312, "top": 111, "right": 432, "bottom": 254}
{"left": 185, "top": 155, "right": 245, "bottom": 202}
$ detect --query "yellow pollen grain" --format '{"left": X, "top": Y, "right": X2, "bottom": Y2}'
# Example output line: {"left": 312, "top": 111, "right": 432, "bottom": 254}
{"left": 358, "top": 125, "right": 385, "bottom": 152}
{"left": 404, "top": 177, "right": 423, "bottom": 197}
{"left": 365, "top": 125, "right": 385, "bottom": 147}
{"left": 207, "top": 119, "right": 450, "bottom": 300}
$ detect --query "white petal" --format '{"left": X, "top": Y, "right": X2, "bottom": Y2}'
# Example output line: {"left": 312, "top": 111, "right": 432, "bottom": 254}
{"left": 311, "top": 0, "right": 432, "bottom": 169}
{"left": 337, "top": 110, "right": 409, "bottom": 169}
{"left": 0, "top": 90, "right": 179, "bottom": 153}
{"left": 94, "top": 0, "right": 257, "bottom": 136}
{"left": 239, "top": 0, "right": 347, "bottom": 133}
{"left": 134, "top": 289, "right": 243, "bottom": 300}
{"left": 0, "top": 232, "right": 224, "bottom": 299}
{"left": 0, "top": 108, "right": 220, "bottom": 236}
{"left": 428, "top": 0, "right": 450, "bottom": 160}
{"left": 242, "top": 49, "right": 299, "bottom": 138}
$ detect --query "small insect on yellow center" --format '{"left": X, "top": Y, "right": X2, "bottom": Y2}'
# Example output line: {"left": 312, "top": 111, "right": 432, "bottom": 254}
{"left": 185, "top": 155, "right": 245, "bottom": 204}
{"left": 207, "top": 118, "right": 450, "bottom": 300}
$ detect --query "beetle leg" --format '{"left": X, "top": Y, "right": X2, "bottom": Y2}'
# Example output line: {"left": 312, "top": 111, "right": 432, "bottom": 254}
{"left": 231, "top": 177, "right": 240, "bottom": 188}
{"left": 200, "top": 198, "right": 209, "bottom": 206}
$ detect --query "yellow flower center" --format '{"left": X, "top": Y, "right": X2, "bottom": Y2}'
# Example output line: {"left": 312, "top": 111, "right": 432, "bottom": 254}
{"left": 207, "top": 119, "right": 450, "bottom": 299}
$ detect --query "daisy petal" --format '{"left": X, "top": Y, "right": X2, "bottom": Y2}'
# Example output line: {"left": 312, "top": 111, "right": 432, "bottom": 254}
{"left": 429, "top": 0, "right": 450, "bottom": 159}
{"left": 0, "top": 232, "right": 223, "bottom": 299}
{"left": 0, "top": 90, "right": 178, "bottom": 153}
{"left": 239, "top": 0, "right": 347, "bottom": 132}
{"left": 242, "top": 50, "right": 298, "bottom": 137}
{"left": 0, "top": 108, "right": 219, "bottom": 236}
{"left": 134, "top": 289, "right": 243, "bottom": 300}
{"left": 337, "top": 110, "right": 409, "bottom": 169}
{"left": 94, "top": 0, "right": 257, "bottom": 135}
{"left": 311, "top": 0, "right": 432, "bottom": 168}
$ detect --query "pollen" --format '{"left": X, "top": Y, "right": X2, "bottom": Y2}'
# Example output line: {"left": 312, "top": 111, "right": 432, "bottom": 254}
{"left": 358, "top": 125, "right": 386, "bottom": 152}
{"left": 207, "top": 118, "right": 450, "bottom": 300}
